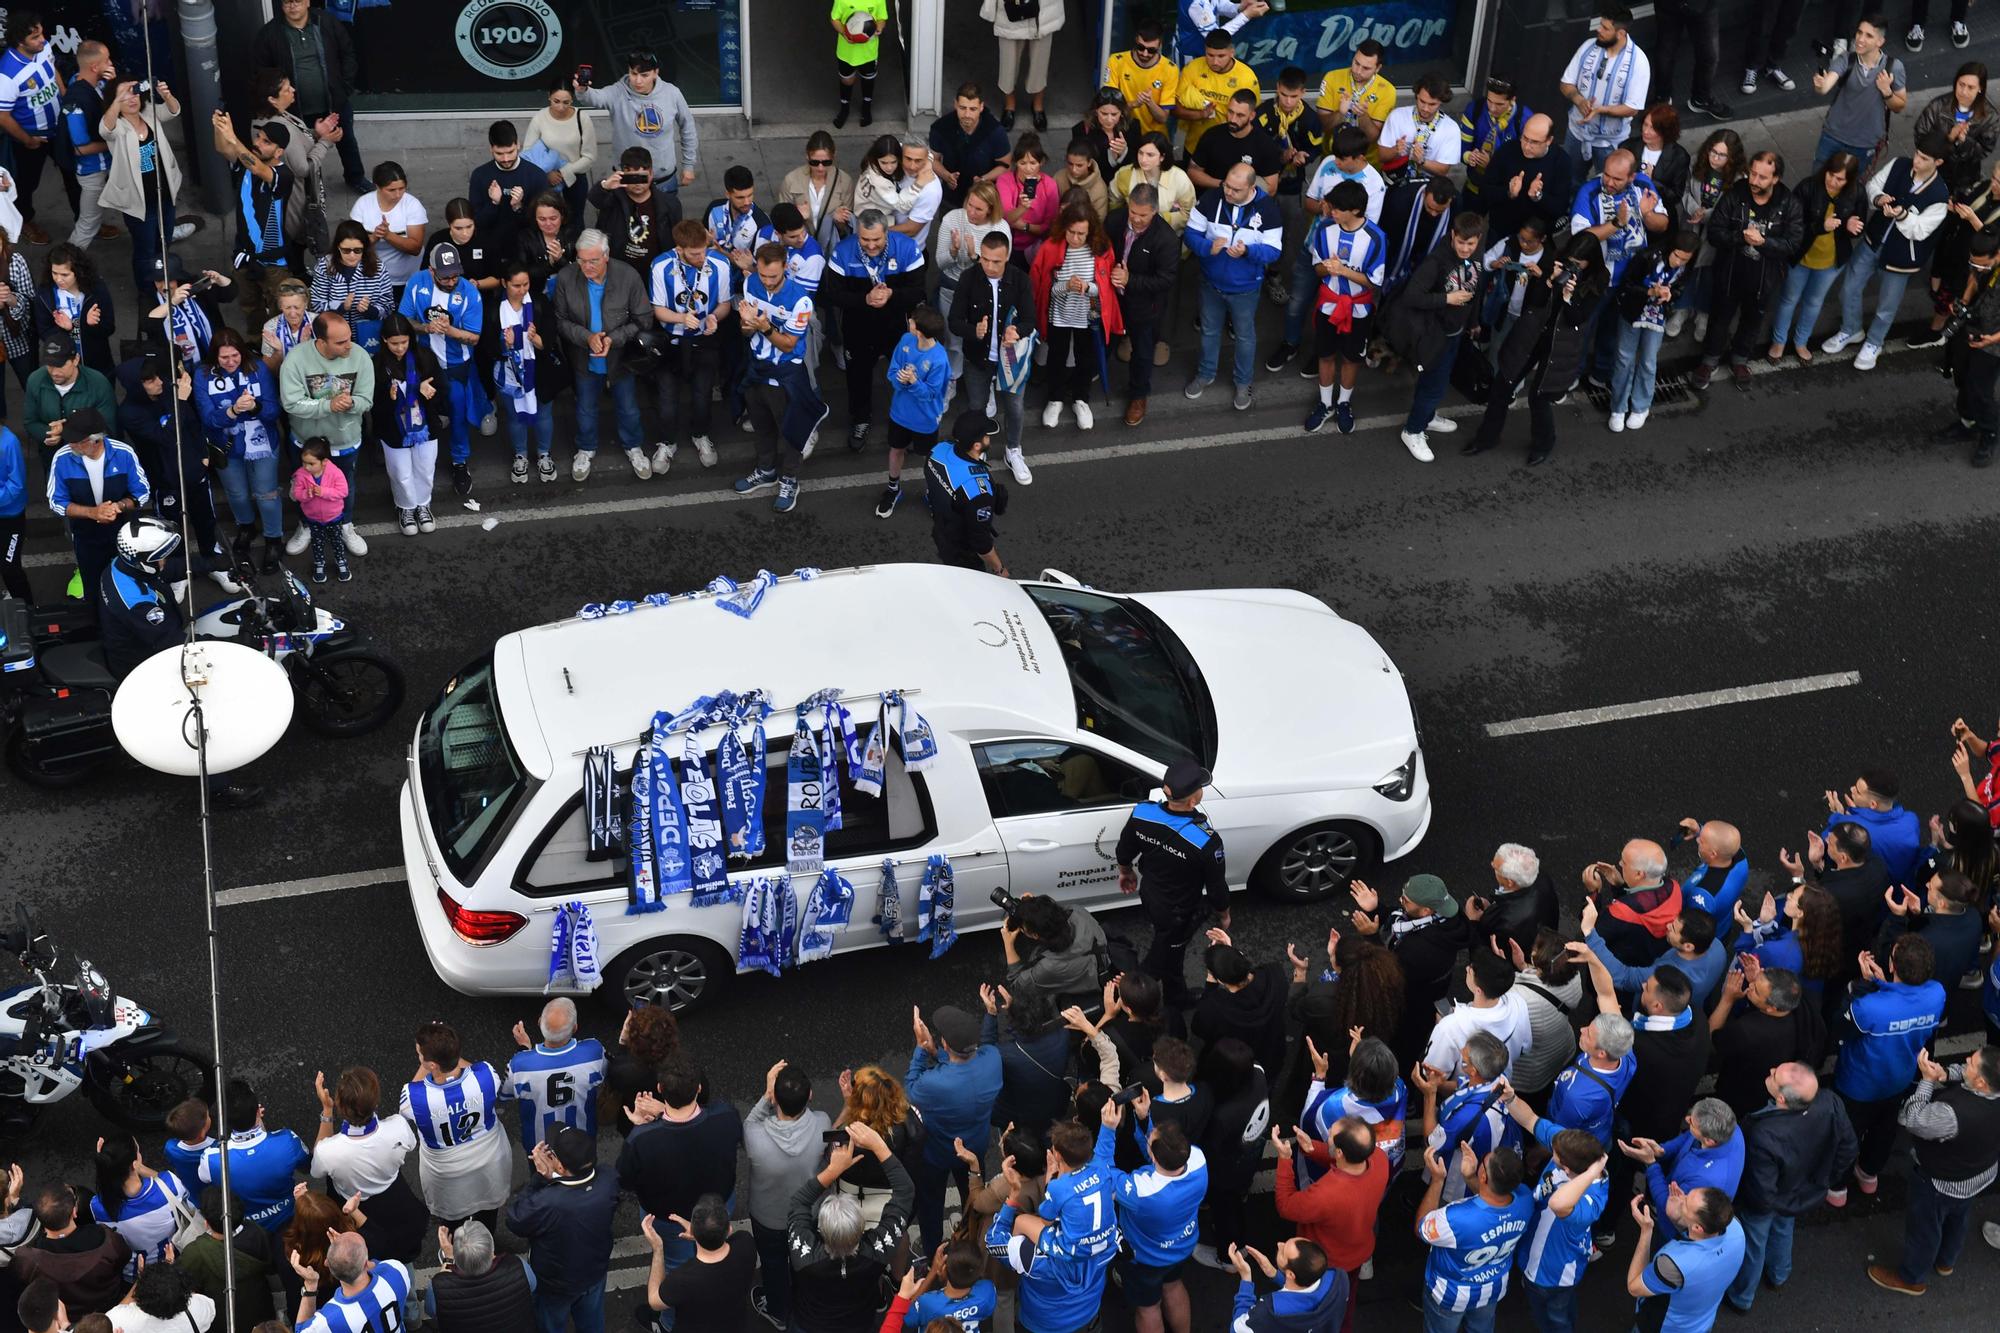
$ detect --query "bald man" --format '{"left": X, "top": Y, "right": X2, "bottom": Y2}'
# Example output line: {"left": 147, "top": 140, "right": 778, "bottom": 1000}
{"left": 1728, "top": 1061, "right": 1855, "bottom": 1311}
{"left": 1678, "top": 817, "right": 1748, "bottom": 922}
{"left": 1581, "top": 837, "right": 1685, "bottom": 969}
{"left": 1484, "top": 112, "right": 1572, "bottom": 241}
{"left": 295, "top": 1229, "right": 413, "bottom": 1332}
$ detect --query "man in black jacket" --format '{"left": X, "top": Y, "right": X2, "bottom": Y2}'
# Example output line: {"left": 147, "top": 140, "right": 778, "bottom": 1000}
{"left": 591, "top": 147, "right": 682, "bottom": 279}
{"left": 1105, "top": 185, "right": 1179, "bottom": 426}
{"left": 1696, "top": 150, "right": 1803, "bottom": 388}
{"left": 1710, "top": 959, "right": 1825, "bottom": 1119}
{"left": 1349, "top": 873, "right": 1468, "bottom": 1070}
{"left": 1388, "top": 213, "right": 1486, "bottom": 463}
{"left": 1781, "top": 821, "right": 1891, "bottom": 1007}
{"left": 1871, "top": 1045, "right": 2000, "bottom": 1296}
{"left": 789, "top": 1121, "right": 912, "bottom": 1333}
{"left": 946, "top": 232, "right": 1036, "bottom": 478}
{"left": 1466, "top": 842, "right": 1559, "bottom": 959}
{"left": 1484, "top": 114, "right": 1572, "bottom": 243}
{"left": 506, "top": 1126, "right": 620, "bottom": 1330}
{"left": 1728, "top": 1063, "right": 1856, "bottom": 1311}
{"left": 115, "top": 352, "right": 227, "bottom": 587}
{"left": 252, "top": 0, "right": 368, "bottom": 193}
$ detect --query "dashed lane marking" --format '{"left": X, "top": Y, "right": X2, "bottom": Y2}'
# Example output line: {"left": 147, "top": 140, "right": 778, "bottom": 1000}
{"left": 1485, "top": 671, "right": 1863, "bottom": 737}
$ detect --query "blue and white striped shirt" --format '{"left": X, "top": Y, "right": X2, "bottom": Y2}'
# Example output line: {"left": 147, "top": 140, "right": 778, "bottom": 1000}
{"left": 91, "top": 1172, "right": 189, "bottom": 1268}
{"left": 1419, "top": 1187, "right": 1534, "bottom": 1312}
{"left": 756, "top": 225, "right": 826, "bottom": 296}
{"left": 1516, "top": 1118, "right": 1606, "bottom": 1289}
{"left": 741, "top": 276, "right": 814, "bottom": 369}
{"left": 400, "top": 1062, "right": 506, "bottom": 1152}
{"left": 647, "top": 249, "right": 732, "bottom": 342}
{"left": 507, "top": 1038, "right": 607, "bottom": 1151}
{"left": 296, "top": 1259, "right": 413, "bottom": 1333}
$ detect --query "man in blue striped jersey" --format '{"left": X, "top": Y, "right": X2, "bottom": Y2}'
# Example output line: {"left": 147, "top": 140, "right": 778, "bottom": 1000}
{"left": 291, "top": 1231, "right": 412, "bottom": 1333}
{"left": 400, "top": 1021, "right": 513, "bottom": 1233}
{"left": 1416, "top": 1032, "right": 1522, "bottom": 1205}
{"left": 1495, "top": 1079, "right": 1610, "bottom": 1332}
{"left": 648, "top": 219, "right": 732, "bottom": 472}
{"left": 758, "top": 204, "right": 829, "bottom": 383}
{"left": 1415, "top": 1141, "right": 1534, "bottom": 1332}
{"left": 507, "top": 997, "right": 607, "bottom": 1153}
{"left": 733, "top": 243, "right": 827, "bottom": 513}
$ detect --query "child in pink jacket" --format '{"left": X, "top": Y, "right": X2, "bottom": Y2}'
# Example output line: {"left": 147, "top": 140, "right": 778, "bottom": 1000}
{"left": 289, "top": 438, "right": 352, "bottom": 583}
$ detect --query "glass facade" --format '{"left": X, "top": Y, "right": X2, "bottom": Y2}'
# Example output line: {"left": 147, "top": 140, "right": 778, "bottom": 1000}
{"left": 339, "top": 0, "right": 743, "bottom": 111}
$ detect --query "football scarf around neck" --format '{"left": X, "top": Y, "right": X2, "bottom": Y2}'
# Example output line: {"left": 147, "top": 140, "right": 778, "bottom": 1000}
{"left": 497, "top": 297, "right": 539, "bottom": 419}
{"left": 719, "top": 691, "right": 770, "bottom": 861}
{"left": 797, "top": 867, "right": 856, "bottom": 963}
{"left": 888, "top": 690, "right": 940, "bottom": 771}
{"left": 582, "top": 745, "right": 621, "bottom": 861}
{"left": 786, "top": 706, "right": 827, "bottom": 877}
{"left": 854, "top": 698, "right": 889, "bottom": 798}
{"left": 875, "top": 857, "right": 904, "bottom": 941}
{"left": 545, "top": 901, "right": 602, "bottom": 993}
{"left": 917, "top": 854, "right": 957, "bottom": 959}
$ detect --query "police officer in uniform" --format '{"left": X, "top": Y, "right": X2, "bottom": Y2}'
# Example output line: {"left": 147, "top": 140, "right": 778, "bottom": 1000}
{"left": 924, "top": 409, "right": 1009, "bottom": 574}
{"left": 1116, "top": 759, "right": 1229, "bottom": 1008}
{"left": 99, "top": 514, "right": 262, "bottom": 807}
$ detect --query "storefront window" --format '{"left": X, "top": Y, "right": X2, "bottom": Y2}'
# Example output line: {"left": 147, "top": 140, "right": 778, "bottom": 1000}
{"left": 1168, "top": 0, "right": 1479, "bottom": 90}
{"left": 344, "top": 0, "right": 742, "bottom": 111}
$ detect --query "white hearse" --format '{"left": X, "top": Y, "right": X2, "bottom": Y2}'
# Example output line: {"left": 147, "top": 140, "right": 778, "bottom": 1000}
{"left": 401, "top": 565, "right": 1429, "bottom": 1011}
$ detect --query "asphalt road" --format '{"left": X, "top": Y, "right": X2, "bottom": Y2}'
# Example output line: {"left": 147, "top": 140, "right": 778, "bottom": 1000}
{"left": 5, "top": 340, "right": 1998, "bottom": 1330}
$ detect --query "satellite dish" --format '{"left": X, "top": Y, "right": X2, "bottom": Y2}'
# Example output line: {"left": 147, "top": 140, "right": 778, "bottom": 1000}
{"left": 112, "top": 641, "right": 294, "bottom": 776}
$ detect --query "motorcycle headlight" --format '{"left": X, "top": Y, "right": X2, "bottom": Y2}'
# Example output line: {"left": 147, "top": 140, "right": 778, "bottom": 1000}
{"left": 1373, "top": 751, "right": 1418, "bottom": 802}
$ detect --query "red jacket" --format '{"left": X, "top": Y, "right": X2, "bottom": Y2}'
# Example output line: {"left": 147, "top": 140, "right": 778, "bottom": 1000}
{"left": 1275, "top": 1146, "right": 1389, "bottom": 1272}
{"left": 1027, "top": 241, "right": 1126, "bottom": 338}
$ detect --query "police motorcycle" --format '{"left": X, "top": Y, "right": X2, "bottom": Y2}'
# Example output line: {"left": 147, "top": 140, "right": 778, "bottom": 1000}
{"left": 0, "top": 906, "right": 207, "bottom": 1132}
{"left": 2, "top": 519, "right": 405, "bottom": 787}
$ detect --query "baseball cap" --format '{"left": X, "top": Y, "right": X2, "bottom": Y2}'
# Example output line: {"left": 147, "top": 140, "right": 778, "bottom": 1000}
{"left": 930, "top": 1005, "right": 982, "bottom": 1054}
{"left": 549, "top": 1125, "right": 594, "bottom": 1174}
{"left": 431, "top": 243, "right": 464, "bottom": 278}
{"left": 138, "top": 352, "right": 170, "bottom": 384}
{"left": 951, "top": 409, "right": 994, "bottom": 448}
{"left": 38, "top": 333, "right": 73, "bottom": 366}
{"left": 61, "top": 407, "right": 107, "bottom": 444}
{"left": 1163, "top": 760, "right": 1212, "bottom": 799}
{"left": 1402, "top": 873, "right": 1458, "bottom": 918}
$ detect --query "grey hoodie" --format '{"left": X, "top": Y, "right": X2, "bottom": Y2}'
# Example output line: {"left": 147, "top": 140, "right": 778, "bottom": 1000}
{"left": 579, "top": 76, "right": 700, "bottom": 184}
{"left": 744, "top": 1096, "right": 830, "bottom": 1229}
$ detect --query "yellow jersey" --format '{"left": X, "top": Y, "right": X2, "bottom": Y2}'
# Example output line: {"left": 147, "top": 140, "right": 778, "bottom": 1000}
{"left": 1104, "top": 50, "right": 1180, "bottom": 138}
{"left": 1177, "top": 58, "right": 1261, "bottom": 157}
{"left": 1316, "top": 69, "right": 1397, "bottom": 137}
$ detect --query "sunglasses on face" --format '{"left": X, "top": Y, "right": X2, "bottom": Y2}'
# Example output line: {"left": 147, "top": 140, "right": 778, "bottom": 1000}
{"left": 1135, "top": 42, "right": 1159, "bottom": 54}
{"left": 808, "top": 158, "right": 833, "bottom": 167}
{"left": 338, "top": 244, "right": 364, "bottom": 254}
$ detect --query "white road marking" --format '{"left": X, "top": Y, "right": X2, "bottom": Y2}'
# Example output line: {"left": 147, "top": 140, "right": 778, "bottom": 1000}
{"left": 215, "top": 864, "right": 404, "bottom": 907}
{"left": 1485, "top": 671, "right": 1862, "bottom": 738}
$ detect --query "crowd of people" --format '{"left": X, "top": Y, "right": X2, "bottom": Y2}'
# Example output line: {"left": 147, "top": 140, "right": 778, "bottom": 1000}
{"left": 5, "top": 748, "right": 2000, "bottom": 1333}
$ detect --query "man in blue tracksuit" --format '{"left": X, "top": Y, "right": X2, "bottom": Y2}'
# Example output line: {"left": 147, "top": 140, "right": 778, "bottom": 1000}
{"left": 1822, "top": 768, "right": 1922, "bottom": 884}
{"left": 1099, "top": 1093, "right": 1206, "bottom": 1328}
{"left": 1227, "top": 1239, "right": 1345, "bottom": 1332}
{"left": 1183, "top": 163, "right": 1283, "bottom": 408}
{"left": 45, "top": 407, "right": 148, "bottom": 609}
{"left": 907, "top": 1005, "right": 1001, "bottom": 1254}
{"left": 1116, "top": 760, "right": 1231, "bottom": 1009}
{"left": 1829, "top": 933, "right": 1946, "bottom": 1201}
{"left": 987, "top": 1175, "right": 1119, "bottom": 1333}
{"left": 399, "top": 243, "right": 484, "bottom": 471}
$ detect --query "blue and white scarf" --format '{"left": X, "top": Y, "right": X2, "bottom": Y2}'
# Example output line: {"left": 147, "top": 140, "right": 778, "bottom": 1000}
{"left": 717, "top": 569, "right": 779, "bottom": 618}
{"left": 1569, "top": 38, "right": 1641, "bottom": 146}
{"left": 1633, "top": 1005, "right": 1695, "bottom": 1033}
{"left": 582, "top": 745, "right": 620, "bottom": 860}
{"left": 875, "top": 858, "right": 904, "bottom": 941}
{"left": 389, "top": 356, "right": 433, "bottom": 449}
{"left": 890, "top": 691, "right": 939, "bottom": 771}
{"left": 786, "top": 707, "right": 827, "bottom": 877}
{"left": 719, "top": 692, "right": 770, "bottom": 861}
{"left": 676, "top": 739, "right": 732, "bottom": 906}
{"left": 854, "top": 698, "right": 889, "bottom": 798}
{"left": 917, "top": 855, "right": 957, "bottom": 959}
{"left": 630, "top": 713, "right": 693, "bottom": 912}
{"left": 737, "top": 876, "right": 800, "bottom": 976}
{"left": 545, "top": 902, "right": 602, "bottom": 992}
{"left": 797, "top": 868, "right": 856, "bottom": 963}
{"left": 166, "top": 295, "right": 214, "bottom": 368}
{"left": 497, "top": 296, "right": 539, "bottom": 419}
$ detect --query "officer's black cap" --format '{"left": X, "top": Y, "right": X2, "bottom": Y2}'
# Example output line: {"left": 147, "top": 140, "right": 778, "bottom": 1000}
{"left": 1163, "top": 760, "right": 1212, "bottom": 799}
{"left": 951, "top": 409, "right": 995, "bottom": 448}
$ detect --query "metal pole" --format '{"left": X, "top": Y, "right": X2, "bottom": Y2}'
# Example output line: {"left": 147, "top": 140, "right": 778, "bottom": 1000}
{"left": 1468, "top": 0, "right": 1504, "bottom": 99}
{"left": 174, "top": 0, "right": 232, "bottom": 214}
{"left": 189, "top": 694, "right": 240, "bottom": 1333}
{"left": 1099, "top": 0, "right": 1116, "bottom": 84}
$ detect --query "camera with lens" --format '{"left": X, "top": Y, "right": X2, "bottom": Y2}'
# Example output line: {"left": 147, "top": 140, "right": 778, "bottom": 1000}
{"left": 1940, "top": 300, "right": 1974, "bottom": 345}
{"left": 989, "top": 886, "right": 1023, "bottom": 920}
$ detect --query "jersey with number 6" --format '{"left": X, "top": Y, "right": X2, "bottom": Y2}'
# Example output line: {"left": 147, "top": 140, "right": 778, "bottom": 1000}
{"left": 507, "top": 1038, "right": 608, "bottom": 1150}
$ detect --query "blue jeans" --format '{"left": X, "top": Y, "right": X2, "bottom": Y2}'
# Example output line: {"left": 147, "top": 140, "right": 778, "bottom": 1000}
{"left": 504, "top": 404, "right": 555, "bottom": 458}
{"left": 1837, "top": 241, "right": 1909, "bottom": 349}
{"left": 1565, "top": 136, "right": 1614, "bottom": 180}
{"left": 1899, "top": 1169, "right": 1973, "bottom": 1284}
{"left": 1198, "top": 282, "right": 1260, "bottom": 386}
{"left": 1405, "top": 336, "right": 1461, "bottom": 432}
{"left": 751, "top": 1220, "right": 793, "bottom": 1326}
{"left": 534, "top": 1281, "right": 604, "bottom": 1333}
{"left": 218, "top": 452, "right": 282, "bottom": 539}
{"left": 1725, "top": 1210, "right": 1793, "bottom": 1310}
{"left": 1813, "top": 131, "right": 1878, "bottom": 177}
{"left": 1423, "top": 1291, "right": 1499, "bottom": 1333}
{"left": 572, "top": 367, "right": 645, "bottom": 454}
{"left": 121, "top": 193, "right": 176, "bottom": 296}
{"left": 442, "top": 362, "right": 476, "bottom": 464}
{"left": 1610, "top": 320, "right": 1665, "bottom": 414}
{"left": 1283, "top": 241, "right": 1321, "bottom": 347}
{"left": 1768, "top": 262, "right": 1842, "bottom": 349}
{"left": 1525, "top": 1281, "right": 1578, "bottom": 1333}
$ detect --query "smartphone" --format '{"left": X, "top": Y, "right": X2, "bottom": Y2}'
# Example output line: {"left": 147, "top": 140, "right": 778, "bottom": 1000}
{"left": 1434, "top": 998, "right": 1457, "bottom": 1018}
{"left": 187, "top": 275, "right": 218, "bottom": 295}
{"left": 822, "top": 1129, "right": 848, "bottom": 1144}
{"left": 1111, "top": 1082, "right": 1147, "bottom": 1106}
{"left": 628, "top": 995, "right": 651, "bottom": 1010}
{"left": 574, "top": 63, "right": 594, "bottom": 88}
{"left": 621, "top": 170, "right": 650, "bottom": 185}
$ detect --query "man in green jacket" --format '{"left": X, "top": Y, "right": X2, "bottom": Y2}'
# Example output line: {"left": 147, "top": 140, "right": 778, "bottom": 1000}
{"left": 278, "top": 311, "right": 375, "bottom": 557}
{"left": 25, "top": 333, "right": 116, "bottom": 472}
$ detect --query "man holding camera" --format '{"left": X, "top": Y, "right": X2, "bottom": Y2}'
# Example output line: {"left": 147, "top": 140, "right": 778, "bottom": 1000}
{"left": 1943, "top": 229, "right": 2000, "bottom": 466}
{"left": 1116, "top": 761, "right": 1230, "bottom": 1010}
{"left": 1001, "top": 892, "right": 1108, "bottom": 1009}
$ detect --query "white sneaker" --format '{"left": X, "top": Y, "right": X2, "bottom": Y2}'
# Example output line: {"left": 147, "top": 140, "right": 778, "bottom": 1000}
{"left": 1692, "top": 312, "right": 1709, "bottom": 342}
{"left": 1821, "top": 330, "right": 1853, "bottom": 354}
{"left": 339, "top": 522, "right": 368, "bottom": 556}
{"left": 1854, "top": 342, "right": 1880, "bottom": 370}
{"left": 208, "top": 568, "right": 244, "bottom": 593}
{"left": 1042, "top": 400, "right": 1063, "bottom": 428}
{"left": 572, "top": 452, "right": 593, "bottom": 481}
{"left": 169, "top": 220, "right": 199, "bottom": 242}
{"left": 285, "top": 523, "right": 311, "bottom": 555}
{"left": 1666, "top": 309, "right": 1689, "bottom": 338}
{"left": 1006, "top": 447, "right": 1033, "bottom": 485}
{"left": 692, "top": 435, "right": 718, "bottom": 467}
{"left": 625, "top": 446, "right": 653, "bottom": 479}
{"left": 1627, "top": 409, "right": 1649, "bottom": 430}
{"left": 1983, "top": 1220, "right": 2000, "bottom": 1250}
{"left": 1400, "top": 430, "right": 1434, "bottom": 462}
{"left": 1425, "top": 415, "right": 1457, "bottom": 434}
{"left": 479, "top": 411, "right": 498, "bottom": 437}
{"left": 1073, "top": 400, "right": 1093, "bottom": 430}
{"left": 1609, "top": 411, "right": 1626, "bottom": 432}
{"left": 650, "top": 442, "right": 675, "bottom": 474}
